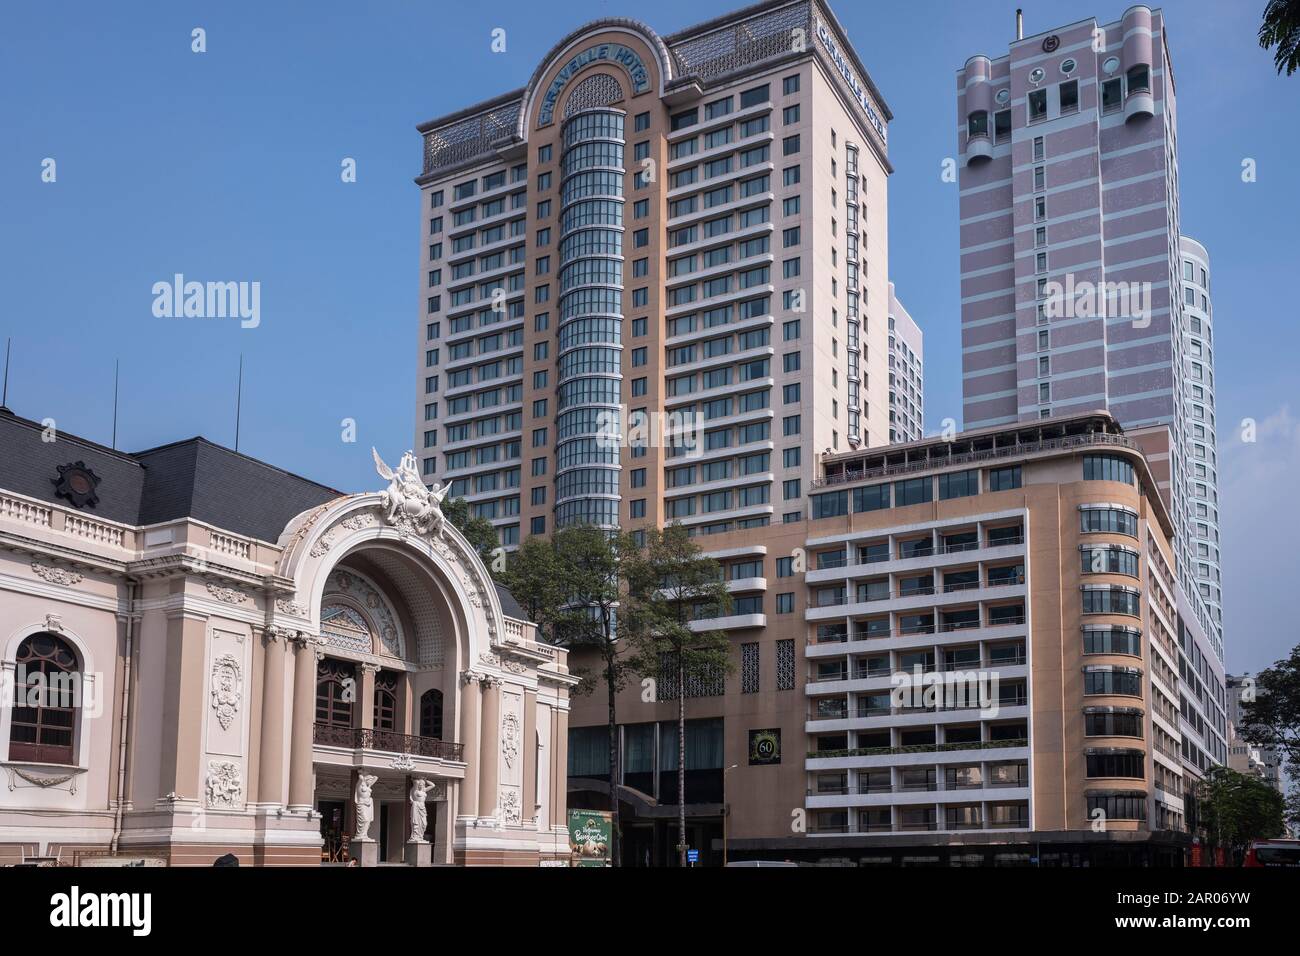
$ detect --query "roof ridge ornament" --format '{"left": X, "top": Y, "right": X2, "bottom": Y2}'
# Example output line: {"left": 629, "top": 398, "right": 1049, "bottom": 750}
{"left": 371, "top": 448, "right": 449, "bottom": 538}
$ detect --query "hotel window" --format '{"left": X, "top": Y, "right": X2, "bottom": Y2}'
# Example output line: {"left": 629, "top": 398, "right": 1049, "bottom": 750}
{"left": 634, "top": 112, "right": 650, "bottom": 132}
{"left": 632, "top": 317, "right": 647, "bottom": 337}
{"left": 1083, "top": 455, "right": 1134, "bottom": 485}
{"left": 531, "top": 516, "right": 545, "bottom": 535}
{"left": 893, "top": 477, "right": 932, "bottom": 507}
{"left": 1035, "top": 226, "right": 1046, "bottom": 248}
{"left": 1038, "top": 383, "right": 1050, "bottom": 403}
{"left": 988, "top": 465, "right": 1021, "bottom": 491}
{"left": 775, "top": 593, "right": 794, "bottom": 614}
{"left": 1033, "top": 166, "right": 1045, "bottom": 191}
{"left": 938, "top": 470, "right": 979, "bottom": 501}
{"left": 782, "top": 134, "right": 800, "bottom": 156}
{"left": 1033, "top": 136, "right": 1045, "bottom": 162}
{"left": 993, "top": 109, "right": 1011, "bottom": 143}
{"left": 1059, "top": 80, "right": 1079, "bottom": 114}
{"left": 1101, "top": 77, "right": 1123, "bottom": 112}
{"left": 783, "top": 165, "right": 800, "bottom": 186}
{"left": 1085, "top": 749, "right": 1145, "bottom": 779}
{"left": 1036, "top": 252, "right": 1047, "bottom": 274}
{"left": 1027, "top": 88, "right": 1047, "bottom": 122}
{"left": 782, "top": 74, "right": 800, "bottom": 95}
{"left": 669, "top": 108, "right": 699, "bottom": 132}
{"left": 630, "top": 499, "right": 646, "bottom": 519}
{"left": 1034, "top": 196, "right": 1046, "bottom": 221}
{"left": 430, "top": 190, "right": 444, "bottom": 208}
{"left": 1037, "top": 330, "right": 1049, "bottom": 351}
{"left": 782, "top": 104, "right": 800, "bottom": 125}
{"left": 740, "top": 83, "right": 770, "bottom": 108}
{"left": 1127, "top": 64, "right": 1150, "bottom": 94}
{"left": 967, "top": 110, "right": 988, "bottom": 139}
{"left": 1038, "top": 356, "right": 1050, "bottom": 376}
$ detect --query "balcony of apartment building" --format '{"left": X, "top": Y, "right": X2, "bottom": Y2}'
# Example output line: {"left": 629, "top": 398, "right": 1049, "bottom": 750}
{"left": 804, "top": 520, "right": 1026, "bottom": 588}
{"left": 804, "top": 639, "right": 1027, "bottom": 704}
{"left": 807, "top": 760, "right": 1031, "bottom": 824}
{"left": 803, "top": 715, "right": 1030, "bottom": 776}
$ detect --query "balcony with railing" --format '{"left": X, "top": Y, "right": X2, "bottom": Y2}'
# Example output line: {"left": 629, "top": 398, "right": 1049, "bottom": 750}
{"left": 314, "top": 723, "right": 464, "bottom": 761}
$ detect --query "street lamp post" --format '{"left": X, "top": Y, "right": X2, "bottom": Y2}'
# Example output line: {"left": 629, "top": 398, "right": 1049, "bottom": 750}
{"left": 723, "top": 764, "right": 739, "bottom": 867}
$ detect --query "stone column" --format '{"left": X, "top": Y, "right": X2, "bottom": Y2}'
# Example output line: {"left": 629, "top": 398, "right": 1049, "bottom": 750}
{"left": 522, "top": 689, "right": 538, "bottom": 825}
{"left": 433, "top": 784, "right": 453, "bottom": 864}
{"left": 477, "top": 678, "right": 501, "bottom": 820}
{"left": 256, "top": 629, "right": 289, "bottom": 807}
{"left": 287, "top": 636, "right": 319, "bottom": 812}
{"left": 158, "top": 610, "right": 208, "bottom": 804}
{"left": 458, "top": 673, "right": 482, "bottom": 817}
{"left": 551, "top": 707, "right": 569, "bottom": 832}
{"left": 359, "top": 663, "right": 378, "bottom": 731}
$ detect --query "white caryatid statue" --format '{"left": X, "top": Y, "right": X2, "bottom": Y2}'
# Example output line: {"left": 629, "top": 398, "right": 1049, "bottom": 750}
{"left": 372, "top": 448, "right": 450, "bottom": 537}
{"left": 408, "top": 777, "right": 436, "bottom": 843}
{"left": 353, "top": 772, "right": 379, "bottom": 842}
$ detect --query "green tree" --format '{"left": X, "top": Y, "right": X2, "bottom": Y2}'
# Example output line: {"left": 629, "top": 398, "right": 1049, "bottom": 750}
{"left": 442, "top": 496, "right": 500, "bottom": 573}
{"left": 620, "top": 523, "right": 732, "bottom": 867}
{"left": 502, "top": 525, "right": 629, "bottom": 864}
{"left": 499, "top": 534, "right": 570, "bottom": 645}
{"left": 1197, "top": 766, "right": 1285, "bottom": 863}
{"left": 1260, "top": 0, "right": 1300, "bottom": 75}
{"left": 555, "top": 526, "right": 629, "bottom": 865}
{"left": 1239, "top": 646, "right": 1300, "bottom": 772}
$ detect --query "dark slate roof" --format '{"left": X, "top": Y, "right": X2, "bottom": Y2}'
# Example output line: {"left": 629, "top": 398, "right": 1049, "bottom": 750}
{"left": 0, "top": 408, "right": 526, "bottom": 615}
{"left": 494, "top": 582, "right": 524, "bottom": 619}
{"left": 133, "top": 438, "right": 341, "bottom": 543}
{"left": 0, "top": 407, "right": 147, "bottom": 526}
{"left": 0, "top": 406, "right": 340, "bottom": 543}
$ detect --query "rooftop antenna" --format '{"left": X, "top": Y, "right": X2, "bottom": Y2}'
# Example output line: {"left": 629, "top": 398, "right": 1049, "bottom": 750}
{"left": 111, "top": 359, "right": 120, "bottom": 449}
{"left": 234, "top": 353, "right": 244, "bottom": 453}
{"left": 1016, "top": 8, "right": 1024, "bottom": 40}
{"left": 1, "top": 338, "right": 10, "bottom": 408}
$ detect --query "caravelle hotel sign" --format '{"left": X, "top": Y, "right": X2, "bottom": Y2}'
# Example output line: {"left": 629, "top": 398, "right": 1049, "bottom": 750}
{"left": 814, "top": 16, "right": 887, "bottom": 147}
{"left": 537, "top": 42, "right": 651, "bottom": 126}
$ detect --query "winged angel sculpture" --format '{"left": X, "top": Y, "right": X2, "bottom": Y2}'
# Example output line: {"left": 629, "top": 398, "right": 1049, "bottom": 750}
{"left": 372, "top": 448, "right": 450, "bottom": 537}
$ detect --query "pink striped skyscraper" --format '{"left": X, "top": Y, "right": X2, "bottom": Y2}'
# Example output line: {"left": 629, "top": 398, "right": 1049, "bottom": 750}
{"left": 955, "top": 6, "right": 1222, "bottom": 660}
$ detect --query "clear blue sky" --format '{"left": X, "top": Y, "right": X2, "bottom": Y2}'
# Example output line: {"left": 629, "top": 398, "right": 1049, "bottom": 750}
{"left": 2, "top": 1, "right": 1295, "bottom": 673}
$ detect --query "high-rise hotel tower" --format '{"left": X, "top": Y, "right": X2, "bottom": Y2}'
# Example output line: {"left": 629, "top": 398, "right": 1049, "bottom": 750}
{"left": 956, "top": 6, "right": 1226, "bottom": 784}
{"left": 414, "top": 0, "right": 893, "bottom": 546}
{"left": 954, "top": 7, "right": 1222, "bottom": 659}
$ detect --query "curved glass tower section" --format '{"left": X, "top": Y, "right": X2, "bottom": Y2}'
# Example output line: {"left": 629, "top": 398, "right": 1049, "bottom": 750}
{"left": 555, "top": 106, "right": 625, "bottom": 529}
{"left": 1179, "top": 236, "right": 1221, "bottom": 636}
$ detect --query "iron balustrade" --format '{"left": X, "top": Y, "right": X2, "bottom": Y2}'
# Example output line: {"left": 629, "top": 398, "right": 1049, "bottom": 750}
{"left": 314, "top": 723, "right": 464, "bottom": 761}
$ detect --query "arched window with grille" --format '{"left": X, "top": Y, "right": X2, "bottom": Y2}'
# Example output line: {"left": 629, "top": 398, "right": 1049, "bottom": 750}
{"left": 420, "top": 688, "right": 444, "bottom": 740}
{"left": 373, "top": 671, "right": 398, "bottom": 731}
{"left": 315, "top": 659, "right": 356, "bottom": 728}
{"left": 9, "top": 632, "right": 80, "bottom": 765}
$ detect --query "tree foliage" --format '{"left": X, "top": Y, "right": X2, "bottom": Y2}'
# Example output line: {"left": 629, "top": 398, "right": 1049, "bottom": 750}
{"left": 442, "top": 496, "right": 499, "bottom": 573}
{"left": 618, "top": 523, "right": 733, "bottom": 866}
{"left": 1196, "top": 765, "right": 1285, "bottom": 861}
{"left": 1238, "top": 645, "right": 1300, "bottom": 773}
{"left": 501, "top": 524, "right": 630, "bottom": 863}
{"left": 1260, "top": 0, "right": 1300, "bottom": 76}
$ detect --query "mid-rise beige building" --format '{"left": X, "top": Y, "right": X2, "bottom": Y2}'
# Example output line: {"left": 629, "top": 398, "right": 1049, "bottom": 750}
{"left": 567, "top": 412, "right": 1206, "bottom": 865}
